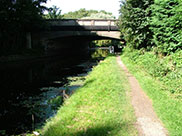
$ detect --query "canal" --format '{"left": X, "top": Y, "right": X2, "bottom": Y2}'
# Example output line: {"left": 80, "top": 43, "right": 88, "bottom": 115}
{"left": 0, "top": 49, "right": 109, "bottom": 136}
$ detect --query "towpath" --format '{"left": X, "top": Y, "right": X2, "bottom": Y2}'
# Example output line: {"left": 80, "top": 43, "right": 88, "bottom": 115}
{"left": 117, "top": 56, "right": 168, "bottom": 136}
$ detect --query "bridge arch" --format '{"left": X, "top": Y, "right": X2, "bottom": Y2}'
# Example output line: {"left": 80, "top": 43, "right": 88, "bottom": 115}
{"left": 32, "top": 19, "right": 121, "bottom": 52}
{"left": 40, "top": 19, "right": 120, "bottom": 38}
{"left": 40, "top": 30, "right": 121, "bottom": 41}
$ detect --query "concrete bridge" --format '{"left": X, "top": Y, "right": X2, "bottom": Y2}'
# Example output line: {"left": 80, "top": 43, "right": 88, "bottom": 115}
{"left": 31, "top": 19, "right": 121, "bottom": 53}
{"left": 34, "top": 19, "right": 120, "bottom": 40}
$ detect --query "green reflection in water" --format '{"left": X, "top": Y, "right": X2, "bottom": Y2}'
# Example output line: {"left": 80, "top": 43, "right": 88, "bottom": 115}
{"left": 91, "top": 49, "right": 109, "bottom": 59}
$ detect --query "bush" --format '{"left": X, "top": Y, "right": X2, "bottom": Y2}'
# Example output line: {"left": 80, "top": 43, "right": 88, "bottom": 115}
{"left": 150, "top": 0, "right": 182, "bottom": 54}
{"left": 119, "top": 0, "right": 154, "bottom": 49}
{"left": 122, "top": 47, "right": 182, "bottom": 94}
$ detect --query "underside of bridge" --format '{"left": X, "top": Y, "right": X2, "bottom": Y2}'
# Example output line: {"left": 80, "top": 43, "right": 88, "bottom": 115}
{"left": 37, "top": 30, "right": 121, "bottom": 40}
{"left": 32, "top": 19, "right": 122, "bottom": 55}
{"left": 34, "top": 34, "right": 123, "bottom": 56}
{"left": 32, "top": 30, "right": 122, "bottom": 55}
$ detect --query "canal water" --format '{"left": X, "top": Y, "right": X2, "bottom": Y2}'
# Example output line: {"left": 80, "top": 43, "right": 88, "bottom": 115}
{"left": 0, "top": 49, "right": 109, "bottom": 136}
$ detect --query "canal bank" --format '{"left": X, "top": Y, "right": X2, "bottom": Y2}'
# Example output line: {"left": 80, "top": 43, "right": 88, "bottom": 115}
{"left": 0, "top": 48, "right": 109, "bottom": 136}
{"left": 40, "top": 56, "right": 137, "bottom": 136}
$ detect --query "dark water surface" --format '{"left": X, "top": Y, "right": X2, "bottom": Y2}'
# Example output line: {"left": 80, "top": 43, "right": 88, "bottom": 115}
{"left": 0, "top": 49, "right": 109, "bottom": 136}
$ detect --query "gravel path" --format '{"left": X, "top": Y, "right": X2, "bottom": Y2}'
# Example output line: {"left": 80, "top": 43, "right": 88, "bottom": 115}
{"left": 117, "top": 56, "right": 168, "bottom": 136}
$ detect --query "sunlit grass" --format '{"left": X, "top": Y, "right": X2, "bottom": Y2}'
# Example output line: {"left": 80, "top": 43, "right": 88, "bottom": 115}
{"left": 41, "top": 56, "right": 137, "bottom": 136}
{"left": 121, "top": 55, "right": 182, "bottom": 136}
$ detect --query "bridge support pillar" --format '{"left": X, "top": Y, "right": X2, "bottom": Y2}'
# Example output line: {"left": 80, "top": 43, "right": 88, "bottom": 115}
{"left": 26, "top": 32, "right": 32, "bottom": 49}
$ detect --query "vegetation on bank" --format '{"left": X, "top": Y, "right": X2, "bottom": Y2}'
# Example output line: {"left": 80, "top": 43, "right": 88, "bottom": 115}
{"left": 119, "top": 0, "right": 182, "bottom": 135}
{"left": 121, "top": 48, "right": 182, "bottom": 136}
{"left": 121, "top": 47, "right": 182, "bottom": 95}
{"left": 41, "top": 57, "right": 137, "bottom": 136}
{"left": 119, "top": 0, "right": 182, "bottom": 99}
{"left": 0, "top": 0, "right": 48, "bottom": 56}
{"left": 150, "top": 0, "right": 182, "bottom": 54}
{"left": 119, "top": 0, "right": 154, "bottom": 49}
{"left": 119, "top": 0, "right": 182, "bottom": 54}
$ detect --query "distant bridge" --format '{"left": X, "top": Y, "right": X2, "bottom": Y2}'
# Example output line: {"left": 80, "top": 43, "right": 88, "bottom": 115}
{"left": 30, "top": 19, "right": 121, "bottom": 51}
{"left": 37, "top": 19, "right": 120, "bottom": 40}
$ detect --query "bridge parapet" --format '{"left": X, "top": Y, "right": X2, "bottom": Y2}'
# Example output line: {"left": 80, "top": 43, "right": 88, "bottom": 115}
{"left": 46, "top": 19, "right": 119, "bottom": 31}
{"left": 46, "top": 19, "right": 118, "bottom": 26}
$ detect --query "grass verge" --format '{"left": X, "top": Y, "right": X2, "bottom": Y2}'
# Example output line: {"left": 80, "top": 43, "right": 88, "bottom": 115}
{"left": 121, "top": 53, "right": 182, "bottom": 136}
{"left": 41, "top": 56, "right": 137, "bottom": 136}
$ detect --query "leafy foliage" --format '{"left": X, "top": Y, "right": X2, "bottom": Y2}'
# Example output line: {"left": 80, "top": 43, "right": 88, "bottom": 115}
{"left": 119, "top": 0, "right": 154, "bottom": 49}
{"left": 119, "top": 0, "right": 182, "bottom": 92}
{"left": 121, "top": 49, "right": 182, "bottom": 136}
{"left": 150, "top": 0, "right": 182, "bottom": 54}
{"left": 91, "top": 40, "right": 121, "bottom": 47}
{"left": 120, "top": 0, "right": 182, "bottom": 134}
{"left": 119, "top": 0, "right": 182, "bottom": 54}
{"left": 44, "top": 5, "right": 62, "bottom": 19}
{"left": 122, "top": 47, "right": 182, "bottom": 94}
{"left": 0, "top": 0, "right": 47, "bottom": 55}
{"left": 63, "top": 8, "right": 115, "bottom": 19}
{"left": 82, "top": 11, "right": 115, "bottom": 19}
{"left": 62, "top": 8, "right": 94, "bottom": 19}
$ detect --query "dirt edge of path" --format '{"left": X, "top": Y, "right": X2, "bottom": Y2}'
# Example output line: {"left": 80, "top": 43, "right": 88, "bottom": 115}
{"left": 117, "top": 56, "right": 168, "bottom": 136}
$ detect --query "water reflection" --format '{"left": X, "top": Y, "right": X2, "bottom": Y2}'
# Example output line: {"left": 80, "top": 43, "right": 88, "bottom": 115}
{"left": 91, "top": 48, "right": 110, "bottom": 59}
{"left": 0, "top": 49, "right": 109, "bottom": 135}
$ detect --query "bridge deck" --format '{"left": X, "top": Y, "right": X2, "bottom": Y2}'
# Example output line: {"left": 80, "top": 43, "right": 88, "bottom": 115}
{"left": 46, "top": 19, "right": 119, "bottom": 32}
{"left": 46, "top": 19, "right": 118, "bottom": 26}
{"left": 48, "top": 26, "right": 119, "bottom": 31}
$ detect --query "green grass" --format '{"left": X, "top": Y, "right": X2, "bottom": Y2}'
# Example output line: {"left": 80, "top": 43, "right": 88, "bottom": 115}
{"left": 41, "top": 56, "right": 137, "bottom": 136}
{"left": 121, "top": 54, "right": 182, "bottom": 136}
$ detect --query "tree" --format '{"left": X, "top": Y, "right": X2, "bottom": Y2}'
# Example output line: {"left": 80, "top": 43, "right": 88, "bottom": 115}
{"left": 62, "top": 8, "right": 90, "bottom": 19}
{"left": 150, "top": 0, "right": 182, "bottom": 54}
{"left": 0, "top": 0, "right": 48, "bottom": 55}
{"left": 119, "top": 0, "right": 154, "bottom": 49}
{"left": 82, "top": 11, "right": 115, "bottom": 19}
{"left": 62, "top": 9, "right": 115, "bottom": 19}
{"left": 46, "top": 5, "right": 62, "bottom": 19}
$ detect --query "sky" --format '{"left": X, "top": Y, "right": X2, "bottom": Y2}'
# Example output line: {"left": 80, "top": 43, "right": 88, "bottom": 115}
{"left": 45, "top": 0, "right": 121, "bottom": 18}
